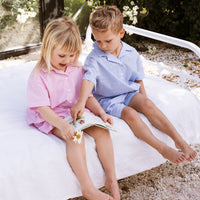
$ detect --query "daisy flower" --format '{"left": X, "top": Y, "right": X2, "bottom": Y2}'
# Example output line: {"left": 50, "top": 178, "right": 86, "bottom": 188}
{"left": 73, "top": 130, "right": 83, "bottom": 144}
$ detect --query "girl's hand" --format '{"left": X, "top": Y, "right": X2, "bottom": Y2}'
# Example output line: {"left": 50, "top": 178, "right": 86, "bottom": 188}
{"left": 37, "top": 106, "right": 76, "bottom": 141}
{"left": 100, "top": 113, "right": 113, "bottom": 126}
{"left": 59, "top": 120, "right": 76, "bottom": 141}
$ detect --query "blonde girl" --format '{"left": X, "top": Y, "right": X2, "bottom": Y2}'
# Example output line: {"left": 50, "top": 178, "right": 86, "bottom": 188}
{"left": 26, "top": 16, "right": 120, "bottom": 200}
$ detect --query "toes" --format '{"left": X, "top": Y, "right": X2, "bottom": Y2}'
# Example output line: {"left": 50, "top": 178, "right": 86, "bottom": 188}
{"left": 186, "top": 151, "right": 197, "bottom": 161}
{"left": 173, "top": 152, "right": 186, "bottom": 164}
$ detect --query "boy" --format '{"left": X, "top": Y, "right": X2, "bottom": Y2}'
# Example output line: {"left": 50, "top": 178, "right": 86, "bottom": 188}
{"left": 71, "top": 5, "right": 197, "bottom": 164}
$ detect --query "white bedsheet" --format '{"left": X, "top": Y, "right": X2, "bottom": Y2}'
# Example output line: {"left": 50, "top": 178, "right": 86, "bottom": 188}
{"left": 0, "top": 61, "right": 200, "bottom": 200}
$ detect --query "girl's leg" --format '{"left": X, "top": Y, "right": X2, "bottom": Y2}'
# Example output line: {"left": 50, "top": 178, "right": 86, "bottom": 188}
{"left": 52, "top": 128, "right": 113, "bottom": 200}
{"left": 127, "top": 93, "right": 197, "bottom": 161}
{"left": 85, "top": 127, "right": 120, "bottom": 200}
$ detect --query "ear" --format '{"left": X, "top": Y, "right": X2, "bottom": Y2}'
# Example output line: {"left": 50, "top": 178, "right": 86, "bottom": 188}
{"left": 120, "top": 28, "right": 125, "bottom": 39}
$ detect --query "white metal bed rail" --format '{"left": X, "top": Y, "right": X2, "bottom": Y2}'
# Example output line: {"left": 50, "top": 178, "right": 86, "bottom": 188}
{"left": 123, "top": 24, "right": 200, "bottom": 58}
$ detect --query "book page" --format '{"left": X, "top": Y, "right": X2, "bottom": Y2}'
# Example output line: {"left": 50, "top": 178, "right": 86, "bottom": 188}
{"left": 65, "top": 112, "right": 116, "bottom": 132}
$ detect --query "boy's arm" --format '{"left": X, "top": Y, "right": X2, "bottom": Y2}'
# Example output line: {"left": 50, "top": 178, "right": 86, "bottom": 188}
{"left": 71, "top": 79, "right": 94, "bottom": 123}
{"left": 135, "top": 80, "right": 147, "bottom": 97}
{"left": 85, "top": 96, "right": 113, "bottom": 125}
{"left": 38, "top": 106, "right": 75, "bottom": 140}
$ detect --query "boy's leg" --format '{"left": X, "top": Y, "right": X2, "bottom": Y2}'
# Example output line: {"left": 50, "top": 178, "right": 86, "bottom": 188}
{"left": 127, "top": 93, "right": 197, "bottom": 161}
{"left": 52, "top": 128, "right": 113, "bottom": 200}
{"left": 121, "top": 106, "right": 187, "bottom": 164}
{"left": 85, "top": 126, "right": 120, "bottom": 200}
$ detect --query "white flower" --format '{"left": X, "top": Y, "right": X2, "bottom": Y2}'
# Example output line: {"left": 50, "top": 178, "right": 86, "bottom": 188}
{"left": 133, "top": 10, "right": 138, "bottom": 16}
{"left": 132, "top": 16, "right": 138, "bottom": 25}
{"left": 16, "top": 10, "right": 37, "bottom": 24}
{"left": 17, "top": 13, "right": 29, "bottom": 24}
{"left": 132, "top": 5, "right": 139, "bottom": 14}
{"left": 123, "top": 6, "right": 129, "bottom": 11}
{"left": 73, "top": 130, "right": 83, "bottom": 144}
{"left": 128, "top": 11, "right": 133, "bottom": 17}
{"left": 123, "top": 3, "right": 139, "bottom": 26}
{"left": 28, "top": 11, "right": 37, "bottom": 18}
{"left": 130, "top": 1, "right": 135, "bottom": 6}
{"left": 18, "top": 8, "right": 25, "bottom": 14}
{"left": 126, "top": 30, "right": 134, "bottom": 35}
{"left": 122, "top": 10, "right": 129, "bottom": 17}
{"left": 122, "top": 10, "right": 127, "bottom": 17}
{"left": 129, "top": 16, "right": 133, "bottom": 21}
{"left": 87, "top": 1, "right": 93, "bottom": 7}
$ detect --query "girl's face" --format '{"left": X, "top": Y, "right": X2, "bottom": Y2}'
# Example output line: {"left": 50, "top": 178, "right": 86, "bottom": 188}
{"left": 51, "top": 47, "right": 77, "bottom": 71}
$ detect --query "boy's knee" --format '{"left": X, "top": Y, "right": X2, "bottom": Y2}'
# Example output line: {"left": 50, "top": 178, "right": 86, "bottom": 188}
{"left": 143, "top": 98, "right": 156, "bottom": 112}
{"left": 121, "top": 106, "right": 139, "bottom": 122}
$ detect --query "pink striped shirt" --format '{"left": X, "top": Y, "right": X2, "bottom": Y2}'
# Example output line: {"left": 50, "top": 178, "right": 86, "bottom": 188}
{"left": 26, "top": 65, "right": 90, "bottom": 134}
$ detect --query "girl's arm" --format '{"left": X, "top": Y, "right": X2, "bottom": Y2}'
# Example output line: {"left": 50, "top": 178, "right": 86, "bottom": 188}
{"left": 85, "top": 96, "right": 113, "bottom": 125}
{"left": 37, "top": 106, "right": 75, "bottom": 140}
{"left": 135, "top": 80, "right": 147, "bottom": 97}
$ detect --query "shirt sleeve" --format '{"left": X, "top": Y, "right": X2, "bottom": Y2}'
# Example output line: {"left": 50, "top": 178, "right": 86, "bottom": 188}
{"left": 79, "top": 67, "right": 93, "bottom": 97}
{"left": 135, "top": 51, "right": 145, "bottom": 81}
{"left": 27, "top": 70, "right": 50, "bottom": 108}
{"left": 83, "top": 55, "right": 98, "bottom": 87}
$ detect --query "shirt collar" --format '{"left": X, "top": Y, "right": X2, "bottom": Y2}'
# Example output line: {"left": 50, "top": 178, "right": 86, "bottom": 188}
{"left": 41, "top": 65, "right": 74, "bottom": 75}
{"left": 93, "top": 41, "right": 134, "bottom": 62}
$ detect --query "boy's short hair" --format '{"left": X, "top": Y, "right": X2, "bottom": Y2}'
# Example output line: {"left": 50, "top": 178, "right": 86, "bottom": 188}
{"left": 89, "top": 5, "right": 123, "bottom": 33}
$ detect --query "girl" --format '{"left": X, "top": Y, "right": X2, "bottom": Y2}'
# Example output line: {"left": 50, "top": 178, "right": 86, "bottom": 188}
{"left": 26, "top": 16, "right": 120, "bottom": 200}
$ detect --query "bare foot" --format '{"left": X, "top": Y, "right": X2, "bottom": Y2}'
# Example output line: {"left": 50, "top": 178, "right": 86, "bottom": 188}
{"left": 175, "top": 142, "right": 197, "bottom": 161}
{"left": 159, "top": 144, "right": 186, "bottom": 164}
{"left": 105, "top": 179, "right": 120, "bottom": 200}
{"left": 82, "top": 186, "right": 114, "bottom": 200}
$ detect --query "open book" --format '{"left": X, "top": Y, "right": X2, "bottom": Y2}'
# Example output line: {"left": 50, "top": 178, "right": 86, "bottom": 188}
{"left": 65, "top": 112, "right": 116, "bottom": 132}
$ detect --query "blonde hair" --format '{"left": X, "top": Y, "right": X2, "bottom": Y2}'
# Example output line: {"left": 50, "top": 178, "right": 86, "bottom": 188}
{"left": 37, "top": 16, "right": 82, "bottom": 71}
{"left": 89, "top": 5, "right": 123, "bottom": 33}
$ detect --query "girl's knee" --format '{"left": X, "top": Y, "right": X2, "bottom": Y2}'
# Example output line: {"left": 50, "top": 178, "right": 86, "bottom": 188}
{"left": 95, "top": 128, "right": 110, "bottom": 140}
{"left": 66, "top": 134, "right": 85, "bottom": 146}
{"left": 86, "top": 127, "right": 110, "bottom": 140}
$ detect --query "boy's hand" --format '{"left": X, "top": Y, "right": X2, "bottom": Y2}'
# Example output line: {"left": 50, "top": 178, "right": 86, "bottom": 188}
{"left": 71, "top": 103, "right": 85, "bottom": 124}
{"left": 100, "top": 113, "right": 113, "bottom": 126}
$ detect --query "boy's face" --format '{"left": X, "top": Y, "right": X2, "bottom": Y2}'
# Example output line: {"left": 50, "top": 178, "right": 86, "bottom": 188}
{"left": 92, "top": 28, "right": 125, "bottom": 57}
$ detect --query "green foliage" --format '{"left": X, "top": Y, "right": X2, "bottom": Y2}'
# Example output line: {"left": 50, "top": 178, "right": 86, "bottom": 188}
{"left": 137, "top": 0, "right": 200, "bottom": 45}
{"left": 86, "top": 0, "right": 200, "bottom": 45}
{"left": 64, "top": 0, "right": 92, "bottom": 37}
{"left": 76, "top": 5, "right": 92, "bottom": 38}
{"left": 1, "top": 0, "right": 38, "bottom": 14}
{"left": 64, "top": 0, "right": 84, "bottom": 17}
{"left": 0, "top": 0, "right": 39, "bottom": 29}
{"left": 1, "top": 0, "right": 199, "bottom": 44}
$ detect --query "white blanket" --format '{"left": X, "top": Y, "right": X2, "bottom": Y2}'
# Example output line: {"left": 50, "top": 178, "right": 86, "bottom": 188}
{"left": 0, "top": 61, "right": 200, "bottom": 200}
